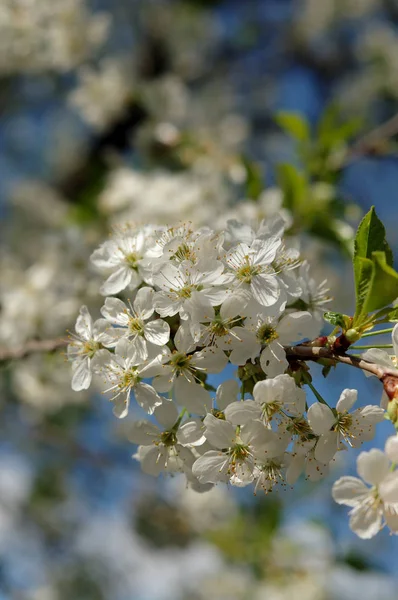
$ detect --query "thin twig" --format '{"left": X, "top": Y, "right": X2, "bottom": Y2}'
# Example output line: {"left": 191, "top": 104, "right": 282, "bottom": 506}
{"left": 0, "top": 338, "right": 68, "bottom": 362}
{"left": 344, "top": 112, "right": 398, "bottom": 165}
{"left": 284, "top": 344, "right": 398, "bottom": 380}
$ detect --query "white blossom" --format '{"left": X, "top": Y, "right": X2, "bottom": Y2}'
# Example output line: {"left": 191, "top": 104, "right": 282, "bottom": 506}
{"left": 67, "top": 305, "right": 118, "bottom": 391}
{"left": 91, "top": 229, "right": 155, "bottom": 296}
{"left": 332, "top": 446, "right": 398, "bottom": 539}
{"left": 224, "top": 237, "right": 282, "bottom": 307}
{"left": 100, "top": 287, "right": 170, "bottom": 362}
{"left": 98, "top": 338, "right": 165, "bottom": 418}
{"left": 307, "top": 389, "right": 385, "bottom": 463}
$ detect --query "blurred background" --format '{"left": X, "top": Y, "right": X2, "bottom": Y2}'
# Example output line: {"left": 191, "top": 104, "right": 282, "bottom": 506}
{"left": 1, "top": 0, "right": 398, "bottom": 598}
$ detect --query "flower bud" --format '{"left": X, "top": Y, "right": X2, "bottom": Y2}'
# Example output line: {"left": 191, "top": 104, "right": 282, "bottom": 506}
{"left": 387, "top": 398, "right": 398, "bottom": 425}
{"left": 345, "top": 328, "right": 361, "bottom": 343}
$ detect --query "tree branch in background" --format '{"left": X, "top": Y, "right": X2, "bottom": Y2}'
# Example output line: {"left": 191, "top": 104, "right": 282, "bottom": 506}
{"left": 0, "top": 338, "right": 67, "bottom": 362}
{"left": 344, "top": 111, "right": 398, "bottom": 164}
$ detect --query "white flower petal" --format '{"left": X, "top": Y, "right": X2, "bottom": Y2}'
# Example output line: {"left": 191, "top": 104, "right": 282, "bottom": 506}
{"left": 362, "top": 349, "right": 394, "bottom": 375}
{"left": 100, "top": 266, "right": 132, "bottom": 295}
{"left": 192, "top": 451, "right": 229, "bottom": 484}
{"left": 307, "top": 402, "right": 335, "bottom": 435}
{"left": 229, "top": 327, "right": 260, "bottom": 365}
{"left": 192, "top": 347, "right": 228, "bottom": 373}
{"left": 174, "top": 377, "right": 211, "bottom": 414}
{"left": 305, "top": 456, "right": 329, "bottom": 481}
{"left": 203, "top": 414, "right": 236, "bottom": 449}
{"left": 332, "top": 476, "right": 370, "bottom": 507}
{"left": 153, "top": 262, "right": 181, "bottom": 291}
{"left": 224, "top": 400, "right": 261, "bottom": 427}
{"left": 336, "top": 389, "right": 358, "bottom": 413}
{"left": 216, "top": 379, "right": 240, "bottom": 411}
{"left": 71, "top": 357, "right": 92, "bottom": 391}
{"left": 380, "top": 471, "right": 398, "bottom": 505}
{"left": 130, "top": 335, "right": 148, "bottom": 363}
{"left": 75, "top": 305, "right": 93, "bottom": 339}
{"left": 112, "top": 391, "right": 130, "bottom": 419}
{"left": 349, "top": 504, "right": 382, "bottom": 539}
{"left": 134, "top": 286, "right": 155, "bottom": 319}
{"left": 385, "top": 436, "right": 398, "bottom": 463}
{"left": 93, "top": 319, "right": 120, "bottom": 346}
{"left": 384, "top": 507, "right": 398, "bottom": 533}
{"left": 177, "top": 419, "right": 206, "bottom": 447}
{"left": 276, "top": 311, "right": 314, "bottom": 345}
{"left": 72, "top": 356, "right": 92, "bottom": 392}
{"left": 259, "top": 344, "right": 288, "bottom": 378}
{"left": 153, "top": 292, "right": 181, "bottom": 318}
{"left": 357, "top": 449, "right": 390, "bottom": 486}
{"left": 100, "top": 297, "right": 129, "bottom": 326}
{"left": 252, "top": 237, "right": 280, "bottom": 265}
{"left": 154, "top": 399, "right": 179, "bottom": 429}
{"left": 140, "top": 445, "right": 168, "bottom": 476}
{"left": 144, "top": 320, "right": 170, "bottom": 346}
{"left": 220, "top": 289, "right": 251, "bottom": 319}
{"left": 251, "top": 274, "right": 280, "bottom": 307}
{"left": 90, "top": 241, "right": 121, "bottom": 269}
{"left": 285, "top": 454, "right": 305, "bottom": 485}
{"left": 128, "top": 420, "right": 161, "bottom": 444}
{"left": 314, "top": 431, "right": 338, "bottom": 463}
{"left": 135, "top": 382, "right": 163, "bottom": 415}
{"left": 229, "top": 461, "right": 254, "bottom": 487}
{"left": 152, "top": 372, "right": 174, "bottom": 393}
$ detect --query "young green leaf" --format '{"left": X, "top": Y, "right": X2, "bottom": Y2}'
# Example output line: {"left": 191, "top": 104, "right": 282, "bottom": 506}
{"left": 277, "top": 164, "right": 307, "bottom": 211}
{"left": 353, "top": 207, "right": 395, "bottom": 322}
{"left": 242, "top": 158, "right": 263, "bottom": 200}
{"left": 354, "top": 206, "right": 393, "bottom": 266}
{"left": 275, "top": 111, "right": 310, "bottom": 143}
{"left": 362, "top": 251, "right": 398, "bottom": 313}
{"left": 324, "top": 311, "right": 351, "bottom": 329}
{"left": 353, "top": 256, "right": 374, "bottom": 321}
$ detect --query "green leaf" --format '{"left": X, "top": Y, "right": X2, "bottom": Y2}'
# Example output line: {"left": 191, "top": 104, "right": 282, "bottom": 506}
{"left": 324, "top": 311, "right": 351, "bottom": 329}
{"left": 275, "top": 111, "right": 310, "bottom": 143}
{"left": 387, "top": 307, "right": 398, "bottom": 322}
{"left": 317, "top": 104, "right": 363, "bottom": 148}
{"left": 354, "top": 206, "right": 393, "bottom": 267}
{"left": 370, "top": 305, "right": 398, "bottom": 324}
{"left": 363, "top": 251, "right": 398, "bottom": 313}
{"left": 353, "top": 256, "right": 374, "bottom": 320}
{"left": 322, "top": 364, "right": 332, "bottom": 378}
{"left": 353, "top": 207, "right": 395, "bottom": 321}
{"left": 277, "top": 164, "right": 307, "bottom": 211}
{"left": 242, "top": 158, "right": 263, "bottom": 200}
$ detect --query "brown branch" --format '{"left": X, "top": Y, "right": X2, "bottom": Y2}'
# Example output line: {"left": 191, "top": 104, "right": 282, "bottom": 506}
{"left": 0, "top": 338, "right": 68, "bottom": 362}
{"left": 344, "top": 112, "right": 398, "bottom": 165}
{"left": 284, "top": 344, "right": 398, "bottom": 380}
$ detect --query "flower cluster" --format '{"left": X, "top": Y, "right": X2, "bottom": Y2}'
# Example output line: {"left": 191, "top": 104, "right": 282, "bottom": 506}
{"left": 333, "top": 437, "right": 398, "bottom": 539}
{"left": 0, "top": 0, "right": 109, "bottom": 74}
{"left": 69, "top": 58, "right": 133, "bottom": 131}
{"left": 68, "top": 219, "right": 385, "bottom": 497}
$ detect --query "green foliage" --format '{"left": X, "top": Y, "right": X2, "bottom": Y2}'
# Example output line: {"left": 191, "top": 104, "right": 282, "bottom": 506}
{"left": 317, "top": 104, "right": 363, "bottom": 157}
{"left": 354, "top": 206, "right": 393, "bottom": 266}
{"left": 386, "top": 306, "right": 398, "bottom": 322}
{"left": 277, "top": 163, "right": 307, "bottom": 212}
{"left": 206, "top": 497, "right": 281, "bottom": 579}
{"left": 324, "top": 311, "right": 351, "bottom": 329}
{"left": 276, "top": 105, "right": 362, "bottom": 181}
{"left": 242, "top": 157, "right": 264, "bottom": 200}
{"left": 275, "top": 111, "right": 310, "bottom": 143}
{"left": 277, "top": 163, "right": 353, "bottom": 253}
{"left": 353, "top": 207, "right": 398, "bottom": 324}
